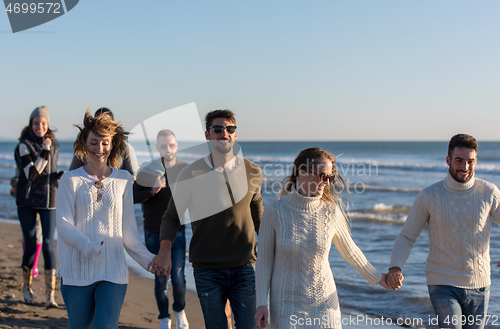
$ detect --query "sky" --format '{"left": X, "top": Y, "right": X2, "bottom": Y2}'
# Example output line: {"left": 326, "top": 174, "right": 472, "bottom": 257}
{"left": 1, "top": 1, "right": 499, "bottom": 141}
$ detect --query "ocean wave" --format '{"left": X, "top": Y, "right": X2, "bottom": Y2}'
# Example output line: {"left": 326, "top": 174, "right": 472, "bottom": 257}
{"left": 371, "top": 203, "right": 411, "bottom": 214}
{"left": 363, "top": 185, "right": 421, "bottom": 193}
{"left": 348, "top": 203, "right": 410, "bottom": 223}
{"left": 246, "top": 155, "right": 296, "bottom": 164}
{"left": 4, "top": 148, "right": 500, "bottom": 174}
{"left": 0, "top": 154, "right": 14, "bottom": 160}
{"left": 262, "top": 180, "right": 421, "bottom": 194}
{"left": 336, "top": 159, "right": 500, "bottom": 173}
{"left": 349, "top": 212, "right": 408, "bottom": 223}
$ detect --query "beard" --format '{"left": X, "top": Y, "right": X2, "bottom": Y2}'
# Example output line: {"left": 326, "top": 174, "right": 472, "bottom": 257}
{"left": 211, "top": 139, "right": 234, "bottom": 154}
{"left": 449, "top": 169, "right": 473, "bottom": 183}
{"left": 162, "top": 152, "right": 176, "bottom": 162}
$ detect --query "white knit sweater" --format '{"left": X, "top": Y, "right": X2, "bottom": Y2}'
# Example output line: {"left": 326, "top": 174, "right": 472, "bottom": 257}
{"left": 390, "top": 172, "right": 500, "bottom": 289}
{"left": 56, "top": 167, "right": 154, "bottom": 286}
{"left": 256, "top": 186, "right": 382, "bottom": 329}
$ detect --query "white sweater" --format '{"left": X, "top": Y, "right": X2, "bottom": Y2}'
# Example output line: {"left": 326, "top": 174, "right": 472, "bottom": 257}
{"left": 256, "top": 187, "right": 381, "bottom": 328}
{"left": 56, "top": 167, "right": 154, "bottom": 286}
{"left": 390, "top": 172, "right": 500, "bottom": 289}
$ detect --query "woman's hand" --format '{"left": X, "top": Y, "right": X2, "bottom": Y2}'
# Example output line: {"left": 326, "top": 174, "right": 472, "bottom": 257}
{"left": 255, "top": 305, "right": 269, "bottom": 329}
{"left": 84, "top": 241, "right": 104, "bottom": 261}
{"left": 378, "top": 273, "right": 391, "bottom": 289}
{"left": 42, "top": 138, "right": 52, "bottom": 150}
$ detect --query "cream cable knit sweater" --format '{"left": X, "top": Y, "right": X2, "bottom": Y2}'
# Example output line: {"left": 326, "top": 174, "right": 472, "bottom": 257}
{"left": 390, "top": 172, "right": 500, "bottom": 289}
{"left": 256, "top": 186, "right": 381, "bottom": 328}
{"left": 56, "top": 167, "right": 154, "bottom": 286}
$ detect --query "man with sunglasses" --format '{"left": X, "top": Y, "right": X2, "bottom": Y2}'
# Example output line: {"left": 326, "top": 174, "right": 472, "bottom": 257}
{"left": 150, "top": 109, "right": 263, "bottom": 329}
{"left": 386, "top": 134, "right": 500, "bottom": 329}
{"left": 133, "top": 129, "right": 189, "bottom": 329}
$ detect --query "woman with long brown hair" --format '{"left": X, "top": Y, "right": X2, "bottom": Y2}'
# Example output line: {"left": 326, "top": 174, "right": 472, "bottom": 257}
{"left": 255, "top": 147, "right": 389, "bottom": 329}
{"left": 14, "top": 106, "right": 62, "bottom": 308}
{"left": 56, "top": 110, "right": 154, "bottom": 329}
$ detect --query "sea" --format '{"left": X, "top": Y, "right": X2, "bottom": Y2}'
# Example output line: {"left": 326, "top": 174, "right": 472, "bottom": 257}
{"left": 1, "top": 140, "right": 500, "bottom": 329}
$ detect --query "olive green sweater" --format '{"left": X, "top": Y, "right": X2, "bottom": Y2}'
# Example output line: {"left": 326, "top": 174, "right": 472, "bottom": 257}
{"left": 160, "top": 156, "right": 263, "bottom": 268}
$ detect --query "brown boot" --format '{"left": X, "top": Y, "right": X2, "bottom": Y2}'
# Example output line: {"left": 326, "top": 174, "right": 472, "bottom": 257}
{"left": 45, "top": 269, "right": 58, "bottom": 309}
{"left": 22, "top": 266, "right": 35, "bottom": 305}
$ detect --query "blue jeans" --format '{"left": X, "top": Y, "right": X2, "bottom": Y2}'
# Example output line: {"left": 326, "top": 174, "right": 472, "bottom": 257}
{"left": 428, "top": 285, "right": 490, "bottom": 329}
{"left": 145, "top": 228, "right": 186, "bottom": 319}
{"left": 17, "top": 206, "right": 56, "bottom": 269}
{"left": 194, "top": 265, "right": 256, "bottom": 329}
{"left": 61, "top": 280, "right": 127, "bottom": 329}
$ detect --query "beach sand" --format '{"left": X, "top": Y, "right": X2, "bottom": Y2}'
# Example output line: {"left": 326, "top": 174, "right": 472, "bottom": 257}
{"left": 0, "top": 220, "right": 401, "bottom": 329}
{"left": 0, "top": 221, "right": 205, "bottom": 329}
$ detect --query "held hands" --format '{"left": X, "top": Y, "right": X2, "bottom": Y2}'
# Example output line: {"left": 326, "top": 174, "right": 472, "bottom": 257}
{"left": 84, "top": 241, "right": 104, "bottom": 262}
{"left": 378, "top": 273, "right": 391, "bottom": 289}
{"left": 148, "top": 250, "right": 172, "bottom": 278}
{"left": 255, "top": 305, "right": 269, "bottom": 329}
{"left": 151, "top": 175, "right": 166, "bottom": 194}
{"left": 385, "top": 267, "right": 404, "bottom": 290}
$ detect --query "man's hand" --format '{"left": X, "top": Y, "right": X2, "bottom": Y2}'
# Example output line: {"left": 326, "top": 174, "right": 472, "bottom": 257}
{"left": 151, "top": 175, "right": 166, "bottom": 194}
{"left": 148, "top": 239, "right": 173, "bottom": 278}
{"left": 255, "top": 305, "right": 269, "bottom": 329}
{"left": 385, "top": 267, "right": 404, "bottom": 290}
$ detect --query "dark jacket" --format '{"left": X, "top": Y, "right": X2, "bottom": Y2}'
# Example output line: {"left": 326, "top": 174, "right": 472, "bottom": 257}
{"left": 134, "top": 158, "right": 188, "bottom": 233}
{"left": 15, "top": 132, "right": 60, "bottom": 209}
{"left": 160, "top": 157, "right": 264, "bottom": 269}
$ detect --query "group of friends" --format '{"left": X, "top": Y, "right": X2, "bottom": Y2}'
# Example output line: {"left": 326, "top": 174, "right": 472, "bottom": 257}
{"left": 12, "top": 106, "right": 500, "bottom": 329}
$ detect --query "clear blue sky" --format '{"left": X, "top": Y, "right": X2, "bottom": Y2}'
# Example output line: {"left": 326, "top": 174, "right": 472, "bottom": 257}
{"left": 1, "top": 1, "right": 499, "bottom": 141}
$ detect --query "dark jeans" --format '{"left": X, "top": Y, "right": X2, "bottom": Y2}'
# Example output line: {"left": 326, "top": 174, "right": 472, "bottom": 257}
{"left": 145, "top": 228, "right": 186, "bottom": 319}
{"left": 194, "top": 265, "right": 256, "bottom": 329}
{"left": 428, "top": 285, "right": 490, "bottom": 329}
{"left": 18, "top": 206, "right": 56, "bottom": 269}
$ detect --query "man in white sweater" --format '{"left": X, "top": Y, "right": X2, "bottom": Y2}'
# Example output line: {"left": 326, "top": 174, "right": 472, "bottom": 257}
{"left": 386, "top": 134, "right": 500, "bottom": 329}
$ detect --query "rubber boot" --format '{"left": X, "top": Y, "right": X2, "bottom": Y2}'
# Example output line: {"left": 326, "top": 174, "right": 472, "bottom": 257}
{"left": 32, "top": 243, "right": 42, "bottom": 278}
{"left": 22, "top": 266, "right": 35, "bottom": 305}
{"left": 45, "top": 269, "right": 58, "bottom": 309}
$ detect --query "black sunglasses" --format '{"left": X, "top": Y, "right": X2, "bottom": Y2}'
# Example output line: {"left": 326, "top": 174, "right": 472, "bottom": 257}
{"left": 209, "top": 125, "right": 237, "bottom": 134}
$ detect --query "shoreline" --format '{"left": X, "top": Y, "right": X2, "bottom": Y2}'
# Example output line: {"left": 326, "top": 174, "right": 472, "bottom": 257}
{"left": 0, "top": 220, "right": 205, "bottom": 328}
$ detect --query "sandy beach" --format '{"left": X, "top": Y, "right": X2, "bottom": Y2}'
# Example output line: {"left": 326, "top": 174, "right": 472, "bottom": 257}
{"left": 0, "top": 220, "right": 205, "bottom": 329}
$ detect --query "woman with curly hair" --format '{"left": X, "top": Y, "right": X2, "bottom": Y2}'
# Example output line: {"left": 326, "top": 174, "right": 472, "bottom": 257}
{"left": 56, "top": 109, "right": 154, "bottom": 329}
{"left": 255, "top": 147, "right": 389, "bottom": 329}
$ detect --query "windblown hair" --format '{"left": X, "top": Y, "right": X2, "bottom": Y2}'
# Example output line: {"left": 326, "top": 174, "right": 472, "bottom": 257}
{"left": 205, "top": 109, "right": 236, "bottom": 131}
{"left": 94, "top": 107, "right": 114, "bottom": 120}
{"left": 279, "top": 147, "right": 351, "bottom": 229}
{"left": 73, "top": 109, "right": 129, "bottom": 168}
{"left": 18, "top": 119, "right": 56, "bottom": 141}
{"left": 448, "top": 134, "right": 478, "bottom": 158}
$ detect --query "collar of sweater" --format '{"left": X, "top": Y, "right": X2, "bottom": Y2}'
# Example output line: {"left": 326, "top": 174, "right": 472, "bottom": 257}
{"left": 284, "top": 185, "right": 323, "bottom": 211}
{"left": 443, "top": 171, "right": 476, "bottom": 192}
